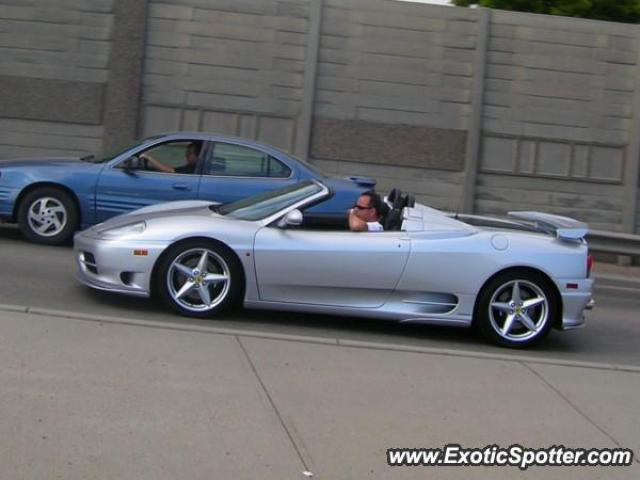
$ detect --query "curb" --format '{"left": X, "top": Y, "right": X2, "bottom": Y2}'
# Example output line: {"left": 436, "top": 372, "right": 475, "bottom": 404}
{"left": 2, "top": 303, "right": 640, "bottom": 374}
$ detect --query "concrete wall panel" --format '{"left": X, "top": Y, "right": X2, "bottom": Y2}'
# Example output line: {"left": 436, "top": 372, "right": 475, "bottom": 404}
{"left": 139, "top": 0, "right": 313, "bottom": 155}
{"left": 476, "top": 174, "right": 624, "bottom": 231}
{"left": 479, "top": 8, "right": 639, "bottom": 228}
{"left": 311, "top": 118, "right": 466, "bottom": 171}
{"left": 0, "top": 0, "right": 115, "bottom": 159}
{"left": 0, "top": 119, "right": 104, "bottom": 158}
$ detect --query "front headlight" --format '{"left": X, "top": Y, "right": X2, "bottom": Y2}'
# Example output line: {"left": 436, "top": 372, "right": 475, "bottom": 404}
{"left": 99, "top": 221, "right": 146, "bottom": 238}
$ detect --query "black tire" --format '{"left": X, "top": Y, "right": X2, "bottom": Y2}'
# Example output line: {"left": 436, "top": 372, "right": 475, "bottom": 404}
{"left": 476, "top": 270, "right": 558, "bottom": 348}
{"left": 155, "top": 240, "right": 244, "bottom": 318}
{"left": 17, "top": 187, "right": 79, "bottom": 245}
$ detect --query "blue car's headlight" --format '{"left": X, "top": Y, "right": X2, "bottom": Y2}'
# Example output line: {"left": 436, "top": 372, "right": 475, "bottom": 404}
{"left": 98, "top": 221, "right": 146, "bottom": 239}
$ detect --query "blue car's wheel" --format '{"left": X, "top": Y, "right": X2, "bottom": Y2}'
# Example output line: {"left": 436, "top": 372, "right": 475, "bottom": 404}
{"left": 17, "top": 187, "right": 79, "bottom": 245}
{"left": 155, "top": 240, "right": 244, "bottom": 318}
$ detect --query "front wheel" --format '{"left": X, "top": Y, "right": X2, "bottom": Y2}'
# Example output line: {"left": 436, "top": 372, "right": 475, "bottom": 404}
{"left": 476, "top": 270, "right": 558, "bottom": 348}
{"left": 17, "top": 187, "right": 79, "bottom": 245}
{"left": 155, "top": 240, "right": 244, "bottom": 318}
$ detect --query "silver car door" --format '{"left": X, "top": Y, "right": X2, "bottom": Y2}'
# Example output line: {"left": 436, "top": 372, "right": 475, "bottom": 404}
{"left": 253, "top": 228, "right": 410, "bottom": 307}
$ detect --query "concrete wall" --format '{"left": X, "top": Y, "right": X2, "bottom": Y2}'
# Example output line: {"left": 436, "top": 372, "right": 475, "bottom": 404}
{"left": 139, "top": 0, "right": 314, "bottom": 155}
{"left": 0, "top": 0, "right": 639, "bottom": 232}
{"left": 0, "top": 0, "right": 115, "bottom": 157}
{"left": 477, "top": 10, "right": 640, "bottom": 231}
{"left": 309, "top": 0, "right": 477, "bottom": 209}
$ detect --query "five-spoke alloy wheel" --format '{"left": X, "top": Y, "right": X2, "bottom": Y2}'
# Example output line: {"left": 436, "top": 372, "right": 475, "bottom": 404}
{"left": 17, "top": 187, "right": 79, "bottom": 245}
{"left": 156, "top": 240, "right": 243, "bottom": 318}
{"left": 476, "top": 270, "right": 558, "bottom": 348}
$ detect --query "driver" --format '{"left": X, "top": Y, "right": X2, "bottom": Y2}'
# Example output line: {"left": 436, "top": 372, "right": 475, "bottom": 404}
{"left": 348, "top": 191, "right": 384, "bottom": 232}
{"left": 140, "top": 141, "right": 202, "bottom": 174}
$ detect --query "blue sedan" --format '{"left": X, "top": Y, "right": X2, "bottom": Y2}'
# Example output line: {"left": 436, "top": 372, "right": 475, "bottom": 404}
{"left": 0, "top": 132, "right": 375, "bottom": 244}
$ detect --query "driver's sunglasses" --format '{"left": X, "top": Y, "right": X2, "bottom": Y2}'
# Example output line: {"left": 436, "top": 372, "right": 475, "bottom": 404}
{"left": 353, "top": 204, "right": 373, "bottom": 210}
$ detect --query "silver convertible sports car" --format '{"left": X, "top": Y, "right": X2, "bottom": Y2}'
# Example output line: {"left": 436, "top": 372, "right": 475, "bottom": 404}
{"left": 74, "top": 180, "right": 594, "bottom": 348}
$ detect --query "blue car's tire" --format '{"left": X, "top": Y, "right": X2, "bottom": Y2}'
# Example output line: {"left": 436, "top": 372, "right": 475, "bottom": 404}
{"left": 17, "top": 187, "right": 79, "bottom": 245}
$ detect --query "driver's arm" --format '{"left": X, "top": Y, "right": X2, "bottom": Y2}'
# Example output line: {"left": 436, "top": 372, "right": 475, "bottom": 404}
{"left": 348, "top": 209, "right": 368, "bottom": 231}
{"left": 139, "top": 153, "right": 175, "bottom": 173}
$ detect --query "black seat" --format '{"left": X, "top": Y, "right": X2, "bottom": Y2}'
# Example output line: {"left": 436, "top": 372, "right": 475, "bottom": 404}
{"left": 403, "top": 194, "right": 415, "bottom": 208}
{"left": 382, "top": 188, "right": 404, "bottom": 231}
{"left": 386, "top": 188, "right": 401, "bottom": 207}
{"left": 382, "top": 189, "right": 416, "bottom": 231}
{"left": 383, "top": 208, "right": 403, "bottom": 231}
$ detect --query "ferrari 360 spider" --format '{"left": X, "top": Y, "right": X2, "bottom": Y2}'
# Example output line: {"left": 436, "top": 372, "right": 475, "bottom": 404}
{"left": 74, "top": 180, "right": 594, "bottom": 348}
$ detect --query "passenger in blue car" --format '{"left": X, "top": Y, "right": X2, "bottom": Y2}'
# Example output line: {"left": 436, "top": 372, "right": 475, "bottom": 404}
{"left": 140, "top": 141, "right": 202, "bottom": 174}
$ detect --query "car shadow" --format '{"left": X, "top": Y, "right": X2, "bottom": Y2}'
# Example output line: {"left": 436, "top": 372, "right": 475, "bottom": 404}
{"left": 81, "top": 287, "right": 585, "bottom": 357}
{"left": 0, "top": 225, "right": 22, "bottom": 240}
{"left": 0, "top": 224, "right": 75, "bottom": 248}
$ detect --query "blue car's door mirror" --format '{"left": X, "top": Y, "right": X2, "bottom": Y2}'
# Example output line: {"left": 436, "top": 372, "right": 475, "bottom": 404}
{"left": 121, "top": 155, "right": 146, "bottom": 173}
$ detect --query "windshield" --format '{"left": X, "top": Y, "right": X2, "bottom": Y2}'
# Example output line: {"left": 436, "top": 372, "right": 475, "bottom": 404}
{"left": 216, "top": 181, "right": 324, "bottom": 221}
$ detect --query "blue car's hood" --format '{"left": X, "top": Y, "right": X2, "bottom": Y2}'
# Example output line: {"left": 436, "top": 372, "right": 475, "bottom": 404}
{"left": 0, "top": 157, "right": 97, "bottom": 169}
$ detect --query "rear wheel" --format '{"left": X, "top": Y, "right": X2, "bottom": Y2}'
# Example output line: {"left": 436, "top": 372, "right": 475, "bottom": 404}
{"left": 17, "top": 187, "right": 79, "bottom": 245}
{"left": 155, "top": 240, "right": 244, "bottom": 318}
{"left": 476, "top": 270, "right": 558, "bottom": 348}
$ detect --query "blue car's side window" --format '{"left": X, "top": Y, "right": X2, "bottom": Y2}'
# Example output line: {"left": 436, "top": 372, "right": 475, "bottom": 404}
{"left": 207, "top": 143, "right": 291, "bottom": 178}
{"left": 117, "top": 140, "right": 204, "bottom": 175}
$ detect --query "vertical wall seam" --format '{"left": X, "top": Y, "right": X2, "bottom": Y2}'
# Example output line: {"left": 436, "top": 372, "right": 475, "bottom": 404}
{"left": 295, "top": 0, "right": 323, "bottom": 159}
{"left": 462, "top": 7, "right": 491, "bottom": 213}
{"left": 621, "top": 25, "right": 640, "bottom": 233}
{"left": 103, "top": 0, "right": 150, "bottom": 153}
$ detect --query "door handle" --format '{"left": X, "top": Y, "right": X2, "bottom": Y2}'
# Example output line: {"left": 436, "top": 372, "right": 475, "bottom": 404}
{"left": 172, "top": 183, "right": 191, "bottom": 191}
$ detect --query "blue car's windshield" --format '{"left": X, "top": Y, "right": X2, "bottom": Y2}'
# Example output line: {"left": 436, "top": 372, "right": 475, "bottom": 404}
{"left": 216, "top": 181, "right": 323, "bottom": 221}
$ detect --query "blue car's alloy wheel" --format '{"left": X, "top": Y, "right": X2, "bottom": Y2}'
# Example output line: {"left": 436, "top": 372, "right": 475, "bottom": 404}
{"left": 17, "top": 187, "right": 79, "bottom": 245}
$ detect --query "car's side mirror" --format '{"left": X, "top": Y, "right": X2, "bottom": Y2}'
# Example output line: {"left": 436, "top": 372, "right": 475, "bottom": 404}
{"left": 277, "top": 209, "right": 303, "bottom": 228}
{"left": 121, "top": 155, "right": 147, "bottom": 173}
{"left": 121, "top": 156, "right": 137, "bottom": 170}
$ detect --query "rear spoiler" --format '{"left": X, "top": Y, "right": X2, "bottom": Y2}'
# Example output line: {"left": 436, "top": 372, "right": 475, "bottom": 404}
{"left": 508, "top": 211, "right": 588, "bottom": 240}
{"left": 347, "top": 175, "right": 377, "bottom": 188}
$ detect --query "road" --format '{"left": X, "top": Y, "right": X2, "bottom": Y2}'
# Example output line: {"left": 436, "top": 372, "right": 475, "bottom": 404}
{"left": 1, "top": 225, "right": 639, "bottom": 479}
{"left": 1, "top": 225, "right": 639, "bottom": 367}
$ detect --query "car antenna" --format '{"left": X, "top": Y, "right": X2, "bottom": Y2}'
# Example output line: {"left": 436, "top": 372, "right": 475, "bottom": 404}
{"left": 454, "top": 198, "right": 462, "bottom": 219}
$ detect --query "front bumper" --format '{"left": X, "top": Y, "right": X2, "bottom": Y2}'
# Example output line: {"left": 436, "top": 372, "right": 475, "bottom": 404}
{"left": 74, "top": 232, "right": 168, "bottom": 297}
